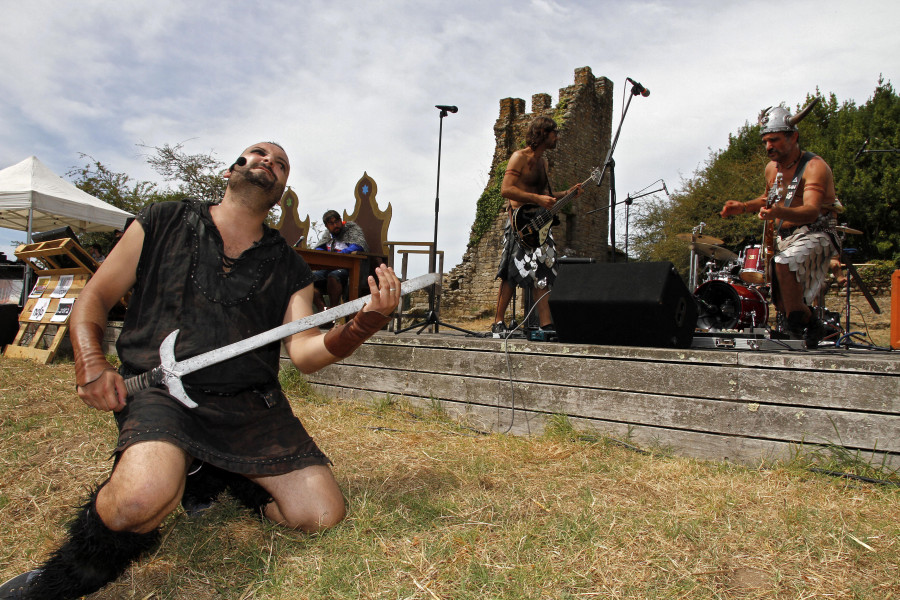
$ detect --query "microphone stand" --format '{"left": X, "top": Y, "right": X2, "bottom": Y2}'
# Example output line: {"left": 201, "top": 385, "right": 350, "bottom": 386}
{"left": 396, "top": 106, "right": 475, "bottom": 336}
{"left": 583, "top": 79, "right": 647, "bottom": 261}
{"left": 587, "top": 183, "right": 664, "bottom": 262}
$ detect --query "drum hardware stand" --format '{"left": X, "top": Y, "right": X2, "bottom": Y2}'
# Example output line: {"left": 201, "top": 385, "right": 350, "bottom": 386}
{"left": 396, "top": 105, "right": 475, "bottom": 337}
{"left": 835, "top": 248, "right": 884, "bottom": 349}
{"left": 687, "top": 222, "right": 709, "bottom": 291}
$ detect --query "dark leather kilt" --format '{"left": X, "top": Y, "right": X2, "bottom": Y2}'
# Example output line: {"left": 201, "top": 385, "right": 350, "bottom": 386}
{"left": 113, "top": 384, "right": 330, "bottom": 476}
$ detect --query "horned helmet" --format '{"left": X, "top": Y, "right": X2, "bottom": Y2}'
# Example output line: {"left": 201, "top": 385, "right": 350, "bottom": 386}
{"left": 758, "top": 97, "right": 820, "bottom": 135}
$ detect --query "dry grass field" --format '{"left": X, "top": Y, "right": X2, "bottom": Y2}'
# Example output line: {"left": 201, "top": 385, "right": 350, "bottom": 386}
{"left": 1, "top": 357, "right": 898, "bottom": 599}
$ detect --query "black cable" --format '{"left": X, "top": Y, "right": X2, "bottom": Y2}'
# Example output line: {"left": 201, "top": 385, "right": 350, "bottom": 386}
{"left": 496, "top": 293, "right": 547, "bottom": 434}
{"left": 808, "top": 467, "right": 900, "bottom": 487}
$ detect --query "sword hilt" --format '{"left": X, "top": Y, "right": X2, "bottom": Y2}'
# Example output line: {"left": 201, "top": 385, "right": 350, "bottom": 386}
{"left": 123, "top": 367, "right": 164, "bottom": 398}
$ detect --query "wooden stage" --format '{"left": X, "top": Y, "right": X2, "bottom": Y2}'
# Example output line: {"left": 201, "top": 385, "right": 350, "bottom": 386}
{"left": 296, "top": 330, "right": 899, "bottom": 468}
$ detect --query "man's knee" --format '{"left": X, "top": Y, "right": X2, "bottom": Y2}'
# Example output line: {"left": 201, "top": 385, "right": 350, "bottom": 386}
{"left": 99, "top": 443, "right": 189, "bottom": 532}
{"left": 258, "top": 465, "right": 346, "bottom": 532}
{"left": 273, "top": 494, "right": 346, "bottom": 532}
{"left": 98, "top": 479, "right": 183, "bottom": 532}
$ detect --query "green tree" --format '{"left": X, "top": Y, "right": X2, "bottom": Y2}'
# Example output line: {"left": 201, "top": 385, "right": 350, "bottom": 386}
{"left": 67, "top": 156, "right": 169, "bottom": 252}
{"left": 141, "top": 142, "right": 227, "bottom": 203}
{"left": 631, "top": 122, "right": 767, "bottom": 275}
{"left": 68, "top": 143, "right": 228, "bottom": 253}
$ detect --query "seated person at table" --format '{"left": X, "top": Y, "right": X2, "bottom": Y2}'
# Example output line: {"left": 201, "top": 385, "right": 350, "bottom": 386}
{"left": 312, "top": 210, "right": 369, "bottom": 311}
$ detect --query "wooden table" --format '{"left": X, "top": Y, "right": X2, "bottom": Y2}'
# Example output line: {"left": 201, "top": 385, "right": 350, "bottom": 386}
{"left": 295, "top": 249, "right": 366, "bottom": 301}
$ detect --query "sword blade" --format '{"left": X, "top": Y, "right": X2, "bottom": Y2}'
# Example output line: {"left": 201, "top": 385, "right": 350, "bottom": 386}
{"left": 174, "top": 272, "right": 439, "bottom": 377}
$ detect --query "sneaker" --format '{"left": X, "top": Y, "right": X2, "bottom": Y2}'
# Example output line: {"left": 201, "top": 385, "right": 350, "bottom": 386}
{"left": 0, "top": 569, "right": 41, "bottom": 599}
{"left": 491, "top": 321, "right": 507, "bottom": 338}
{"left": 528, "top": 325, "right": 558, "bottom": 342}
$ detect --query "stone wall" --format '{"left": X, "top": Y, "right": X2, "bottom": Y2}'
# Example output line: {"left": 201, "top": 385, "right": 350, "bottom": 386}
{"left": 442, "top": 67, "right": 614, "bottom": 319}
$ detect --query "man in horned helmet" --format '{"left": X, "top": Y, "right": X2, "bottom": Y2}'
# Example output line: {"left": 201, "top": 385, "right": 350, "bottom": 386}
{"left": 720, "top": 98, "right": 841, "bottom": 347}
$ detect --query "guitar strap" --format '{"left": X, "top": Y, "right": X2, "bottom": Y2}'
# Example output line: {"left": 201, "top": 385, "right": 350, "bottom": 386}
{"left": 543, "top": 158, "right": 554, "bottom": 197}
{"left": 774, "top": 151, "right": 815, "bottom": 237}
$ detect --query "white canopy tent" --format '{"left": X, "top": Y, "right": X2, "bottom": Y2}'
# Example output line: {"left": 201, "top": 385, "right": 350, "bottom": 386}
{"left": 0, "top": 156, "right": 132, "bottom": 240}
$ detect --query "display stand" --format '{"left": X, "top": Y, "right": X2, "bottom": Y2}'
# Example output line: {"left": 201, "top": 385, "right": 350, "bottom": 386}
{"left": 4, "top": 239, "right": 99, "bottom": 364}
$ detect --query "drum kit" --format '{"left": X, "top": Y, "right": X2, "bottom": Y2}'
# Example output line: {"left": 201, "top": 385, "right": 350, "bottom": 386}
{"left": 678, "top": 231, "right": 770, "bottom": 332}
{"left": 679, "top": 224, "right": 867, "bottom": 337}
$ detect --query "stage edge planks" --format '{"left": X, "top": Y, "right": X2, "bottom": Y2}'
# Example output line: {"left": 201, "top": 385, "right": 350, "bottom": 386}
{"left": 293, "top": 332, "right": 899, "bottom": 468}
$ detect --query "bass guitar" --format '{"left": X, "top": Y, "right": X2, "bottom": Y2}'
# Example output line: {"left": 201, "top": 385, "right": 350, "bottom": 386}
{"left": 748, "top": 171, "right": 782, "bottom": 286}
{"left": 512, "top": 166, "right": 603, "bottom": 250}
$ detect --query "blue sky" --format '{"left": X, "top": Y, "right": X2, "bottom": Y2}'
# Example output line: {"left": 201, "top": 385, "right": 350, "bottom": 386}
{"left": 2, "top": 0, "right": 897, "bottom": 273}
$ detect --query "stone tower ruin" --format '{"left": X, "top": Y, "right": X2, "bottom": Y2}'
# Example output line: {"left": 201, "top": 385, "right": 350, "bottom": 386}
{"left": 442, "top": 66, "right": 614, "bottom": 318}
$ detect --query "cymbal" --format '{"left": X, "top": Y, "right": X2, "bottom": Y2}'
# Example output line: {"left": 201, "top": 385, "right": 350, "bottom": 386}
{"left": 676, "top": 232, "right": 724, "bottom": 245}
{"left": 691, "top": 242, "right": 738, "bottom": 261}
{"left": 835, "top": 225, "right": 863, "bottom": 235}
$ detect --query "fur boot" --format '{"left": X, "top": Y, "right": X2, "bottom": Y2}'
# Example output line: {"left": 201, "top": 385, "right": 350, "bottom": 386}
{"left": 182, "top": 463, "right": 272, "bottom": 518}
{"left": 225, "top": 472, "right": 273, "bottom": 517}
{"left": 1, "top": 492, "right": 159, "bottom": 600}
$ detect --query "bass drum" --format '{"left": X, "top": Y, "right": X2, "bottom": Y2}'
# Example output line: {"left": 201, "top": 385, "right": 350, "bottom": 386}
{"left": 695, "top": 280, "right": 769, "bottom": 331}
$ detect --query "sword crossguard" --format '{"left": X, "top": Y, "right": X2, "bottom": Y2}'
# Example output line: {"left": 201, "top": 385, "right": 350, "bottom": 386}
{"left": 122, "top": 329, "right": 198, "bottom": 409}
{"left": 157, "top": 330, "right": 197, "bottom": 408}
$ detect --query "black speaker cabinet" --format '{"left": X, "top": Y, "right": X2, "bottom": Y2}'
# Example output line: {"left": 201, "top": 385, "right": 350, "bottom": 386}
{"left": 548, "top": 261, "right": 697, "bottom": 348}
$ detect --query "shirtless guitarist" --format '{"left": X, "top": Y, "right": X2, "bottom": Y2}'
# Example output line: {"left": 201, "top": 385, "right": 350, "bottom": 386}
{"left": 492, "top": 116, "right": 583, "bottom": 336}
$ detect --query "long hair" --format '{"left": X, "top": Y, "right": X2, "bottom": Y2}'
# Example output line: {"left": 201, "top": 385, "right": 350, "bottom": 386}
{"left": 526, "top": 116, "right": 557, "bottom": 149}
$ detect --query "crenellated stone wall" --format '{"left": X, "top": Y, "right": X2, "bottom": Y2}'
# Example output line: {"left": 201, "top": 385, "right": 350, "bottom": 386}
{"left": 442, "top": 66, "right": 614, "bottom": 319}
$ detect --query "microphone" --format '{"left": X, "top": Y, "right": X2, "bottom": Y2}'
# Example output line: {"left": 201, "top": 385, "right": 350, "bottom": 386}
{"left": 695, "top": 296, "right": 721, "bottom": 317}
{"left": 230, "top": 156, "right": 247, "bottom": 171}
{"left": 435, "top": 105, "right": 458, "bottom": 113}
{"left": 626, "top": 77, "right": 650, "bottom": 97}
{"left": 853, "top": 138, "right": 869, "bottom": 161}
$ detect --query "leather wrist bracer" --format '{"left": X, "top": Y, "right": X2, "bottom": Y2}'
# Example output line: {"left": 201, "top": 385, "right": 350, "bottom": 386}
{"left": 323, "top": 310, "right": 391, "bottom": 359}
{"left": 71, "top": 321, "right": 114, "bottom": 388}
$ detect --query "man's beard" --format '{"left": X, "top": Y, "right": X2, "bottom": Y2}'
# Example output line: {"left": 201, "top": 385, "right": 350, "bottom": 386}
{"left": 243, "top": 168, "right": 277, "bottom": 192}
{"left": 229, "top": 170, "right": 285, "bottom": 210}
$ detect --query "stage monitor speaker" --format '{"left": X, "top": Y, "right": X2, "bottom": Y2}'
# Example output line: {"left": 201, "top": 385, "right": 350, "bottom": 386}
{"left": 32, "top": 226, "right": 78, "bottom": 244}
{"left": 548, "top": 261, "right": 698, "bottom": 348}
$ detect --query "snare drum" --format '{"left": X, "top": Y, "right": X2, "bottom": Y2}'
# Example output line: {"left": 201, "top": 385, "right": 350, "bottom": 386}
{"left": 739, "top": 245, "right": 765, "bottom": 284}
{"left": 695, "top": 280, "right": 768, "bottom": 331}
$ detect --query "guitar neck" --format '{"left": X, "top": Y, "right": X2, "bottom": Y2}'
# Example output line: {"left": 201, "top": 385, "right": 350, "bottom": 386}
{"left": 545, "top": 170, "right": 599, "bottom": 217}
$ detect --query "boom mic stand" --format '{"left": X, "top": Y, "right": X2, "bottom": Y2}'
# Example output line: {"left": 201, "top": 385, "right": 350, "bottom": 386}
{"left": 585, "top": 77, "right": 649, "bottom": 261}
{"left": 396, "top": 105, "right": 475, "bottom": 336}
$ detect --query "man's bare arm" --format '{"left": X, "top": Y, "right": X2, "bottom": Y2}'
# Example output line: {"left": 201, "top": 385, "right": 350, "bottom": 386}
{"left": 283, "top": 264, "right": 400, "bottom": 373}
{"left": 71, "top": 222, "right": 143, "bottom": 411}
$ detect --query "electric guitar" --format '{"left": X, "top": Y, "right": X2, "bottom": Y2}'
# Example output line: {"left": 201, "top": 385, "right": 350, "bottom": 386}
{"left": 512, "top": 166, "right": 602, "bottom": 250}
{"left": 759, "top": 172, "right": 782, "bottom": 286}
